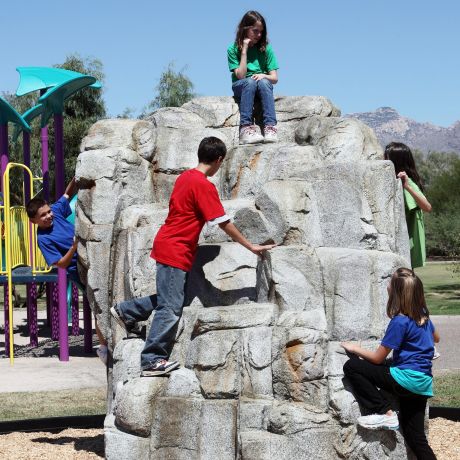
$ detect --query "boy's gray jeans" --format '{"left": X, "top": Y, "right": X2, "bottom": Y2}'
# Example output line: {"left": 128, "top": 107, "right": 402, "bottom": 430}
{"left": 117, "top": 262, "right": 187, "bottom": 368}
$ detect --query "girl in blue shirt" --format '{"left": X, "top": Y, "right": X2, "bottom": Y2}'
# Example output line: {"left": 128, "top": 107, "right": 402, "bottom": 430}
{"left": 342, "top": 268, "right": 439, "bottom": 460}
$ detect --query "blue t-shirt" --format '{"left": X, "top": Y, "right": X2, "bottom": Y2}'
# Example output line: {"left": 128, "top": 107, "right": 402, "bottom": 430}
{"left": 37, "top": 196, "right": 78, "bottom": 279}
{"left": 382, "top": 315, "right": 435, "bottom": 375}
{"left": 381, "top": 315, "right": 435, "bottom": 396}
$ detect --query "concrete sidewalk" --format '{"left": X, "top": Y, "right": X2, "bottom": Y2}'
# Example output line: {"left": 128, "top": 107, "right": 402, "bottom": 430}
{"left": 0, "top": 356, "right": 106, "bottom": 393}
{"left": 0, "top": 308, "right": 107, "bottom": 393}
{"left": 431, "top": 315, "right": 460, "bottom": 373}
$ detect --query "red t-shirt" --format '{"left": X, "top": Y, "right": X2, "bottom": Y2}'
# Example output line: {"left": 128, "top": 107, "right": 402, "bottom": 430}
{"left": 151, "top": 169, "right": 226, "bottom": 271}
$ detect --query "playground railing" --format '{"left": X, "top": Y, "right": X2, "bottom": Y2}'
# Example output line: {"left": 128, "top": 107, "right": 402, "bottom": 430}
{"left": 2, "top": 163, "right": 51, "bottom": 363}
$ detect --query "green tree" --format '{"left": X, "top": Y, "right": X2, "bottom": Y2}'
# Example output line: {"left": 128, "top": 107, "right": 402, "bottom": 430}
{"left": 424, "top": 156, "right": 460, "bottom": 261}
{"left": 3, "top": 54, "right": 106, "bottom": 199}
{"left": 143, "top": 62, "right": 195, "bottom": 115}
{"left": 55, "top": 54, "right": 106, "bottom": 186}
{"left": 413, "top": 149, "right": 459, "bottom": 188}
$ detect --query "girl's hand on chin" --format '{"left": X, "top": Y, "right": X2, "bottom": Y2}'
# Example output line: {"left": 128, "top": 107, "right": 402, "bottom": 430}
{"left": 243, "top": 38, "right": 251, "bottom": 48}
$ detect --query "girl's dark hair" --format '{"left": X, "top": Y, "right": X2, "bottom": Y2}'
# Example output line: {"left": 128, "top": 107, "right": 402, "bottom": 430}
{"left": 235, "top": 10, "right": 268, "bottom": 52}
{"left": 384, "top": 142, "right": 425, "bottom": 192}
{"left": 386, "top": 267, "right": 429, "bottom": 326}
{"left": 198, "top": 137, "right": 227, "bottom": 164}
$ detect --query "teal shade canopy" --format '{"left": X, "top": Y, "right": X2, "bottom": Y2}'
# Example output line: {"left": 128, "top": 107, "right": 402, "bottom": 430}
{"left": 38, "top": 75, "right": 97, "bottom": 127}
{"left": 16, "top": 67, "right": 102, "bottom": 97}
{"left": 0, "top": 96, "right": 31, "bottom": 131}
{"left": 12, "top": 104, "right": 44, "bottom": 141}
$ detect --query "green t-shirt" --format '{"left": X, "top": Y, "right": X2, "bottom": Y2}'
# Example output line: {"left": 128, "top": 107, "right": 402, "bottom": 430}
{"left": 404, "top": 178, "right": 426, "bottom": 268}
{"left": 227, "top": 42, "right": 279, "bottom": 83}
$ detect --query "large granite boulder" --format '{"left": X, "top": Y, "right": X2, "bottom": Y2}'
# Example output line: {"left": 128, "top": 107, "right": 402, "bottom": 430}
{"left": 76, "top": 96, "right": 414, "bottom": 459}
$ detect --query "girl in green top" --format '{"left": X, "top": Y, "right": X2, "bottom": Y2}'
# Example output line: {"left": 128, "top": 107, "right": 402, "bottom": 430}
{"left": 384, "top": 142, "right": 432, "bottom": 268}
{"left": 227, "top": 11, "right": 279, "bottom": 145}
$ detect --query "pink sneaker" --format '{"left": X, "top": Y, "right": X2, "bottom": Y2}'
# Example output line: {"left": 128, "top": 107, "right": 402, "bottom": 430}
{"left": 239, "top": 125, "right": 264, "bottom": 144}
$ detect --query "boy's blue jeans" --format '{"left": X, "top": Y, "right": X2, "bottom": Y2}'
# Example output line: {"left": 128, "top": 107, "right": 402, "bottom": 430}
{"left": 117, "top": 262, "right": 187, "bottom": 368}
{"left": 232, "top": 77, "right": 277, "bottom": 127}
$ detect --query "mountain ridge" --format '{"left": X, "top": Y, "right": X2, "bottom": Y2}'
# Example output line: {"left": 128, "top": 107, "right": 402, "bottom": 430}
{"left": 346, "top": 107, "right": 460, "bottom": 154}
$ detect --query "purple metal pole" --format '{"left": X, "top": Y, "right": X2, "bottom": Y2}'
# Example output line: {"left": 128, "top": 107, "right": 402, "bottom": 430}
{"left": 28, "top": 282, "right": 38, "bottom": 347}
{"left": 41, "top": 127, "right": 50, "bottom": 201}
{"left": 57, "top": 268, "right": 68, "bottom": 360}
{"left": 23, "top": 131, "right": 35, "bottom": 340}
{"left": 23, "top": 131, "right": 31, "bottom": 198}
{"left": 0, "top": 124, "right": 8, "bottom": 192}
{"left": 54, "top": 112, "right": 69, "bottom": 361}
{"left": 40, "top": 88, "right": 50, "bottom": 202}
{"left": 51, "top": 282, "right": 59, "bottom": 340}
{"left": 54, "top": 113, "right": 65, "bottom": 197}
{"left": 71, "top": 283, "right": 79, "bottom": 336}
{"left": 41, "top": 123, "right": 52, "bottom": 325}
{"left": 83, "top": 295, "right": 92, "bottom": 353}
{"left": 4, "top": 284, "right": 9, "bottom": 357}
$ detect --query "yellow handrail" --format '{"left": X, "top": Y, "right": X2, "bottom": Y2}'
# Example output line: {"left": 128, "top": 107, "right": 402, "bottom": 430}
{"left": 3, "top": 163, "right": 50, "bottom": 364}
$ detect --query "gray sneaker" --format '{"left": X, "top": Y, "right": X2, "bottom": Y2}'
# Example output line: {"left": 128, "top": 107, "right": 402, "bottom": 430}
{"left": 263, "top": 125, "right": 278, "bottom": 143}
{"left": 239, "top": 125, "right": 264, "bottom": 144}
{"left": 357, "top": 413, "right": 399, "bottom": 430}
{"left": 141, "top": 359, "right": 180, "bottom": 377}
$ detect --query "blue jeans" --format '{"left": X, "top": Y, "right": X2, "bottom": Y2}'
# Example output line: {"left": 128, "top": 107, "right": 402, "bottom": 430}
{"left": 117, "top": 262, "right": 187, "bottom": 368}
{"left": 232, "top": 77, "right": 277, "bottom": 127}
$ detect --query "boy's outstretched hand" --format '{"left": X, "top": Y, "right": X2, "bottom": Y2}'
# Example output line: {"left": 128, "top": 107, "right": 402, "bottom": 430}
{"left": 218, "top": 221, "right": 277, "bottom": 256}
{"left": 250, "top": 243, "right": 277, "bottom": 256}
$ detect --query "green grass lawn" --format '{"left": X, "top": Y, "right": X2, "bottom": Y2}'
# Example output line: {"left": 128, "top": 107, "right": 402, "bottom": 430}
{"left": 432, "top": 371, "right": 460, "bottom": 408}
{"left": 415, "top": 262, "right": 460, "bottom": 315}
{"left": 0, "top": 387, "right": 106, "bottom": 422}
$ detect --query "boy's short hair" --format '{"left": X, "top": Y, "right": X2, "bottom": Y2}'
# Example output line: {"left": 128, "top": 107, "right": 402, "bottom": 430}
{"left": 198, "top": 137, "right": 227, "bottom": 164}
{"left": 26, "top": 197, "right": 47, "bottom": 218}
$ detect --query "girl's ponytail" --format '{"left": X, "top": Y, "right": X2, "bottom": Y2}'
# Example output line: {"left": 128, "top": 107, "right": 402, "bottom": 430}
{"left": 386, "top": 268, "right": 429, "bottom": 325}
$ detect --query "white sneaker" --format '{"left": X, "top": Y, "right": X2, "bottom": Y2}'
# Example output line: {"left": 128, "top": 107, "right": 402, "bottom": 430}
{"left": 96, "top": 345, "right": 108, "bottom": 365}
{"left": 239, "top": 125, "right": 264, "bottom": 144}
{"left": 357, "top": 413, "right": 399, "bottom": 430}
{"left": 264, "top": 125, "right": 278, "bottom": 143}
{"left": 432, "top": 346, "right": 440, "bottom": 360}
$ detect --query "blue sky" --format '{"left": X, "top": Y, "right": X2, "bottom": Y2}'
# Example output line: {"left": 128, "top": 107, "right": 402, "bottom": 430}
{"left": 1, "top": 0, "right": 459, "bottom": 126}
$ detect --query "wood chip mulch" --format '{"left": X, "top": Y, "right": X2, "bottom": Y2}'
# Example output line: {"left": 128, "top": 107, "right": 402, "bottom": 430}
{"left": 429, "top": 418, "right": 460, "bottom": 460}
{"left": 0, "top": 428, "right": 103, "bottom": 459}
{"left": 0, "top": 418, "right": 457, "bottom": 459}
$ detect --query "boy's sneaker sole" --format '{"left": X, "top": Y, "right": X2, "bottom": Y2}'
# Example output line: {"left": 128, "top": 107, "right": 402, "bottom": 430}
{"left": 141, "top": 361, "right": 180, "bottom": 377}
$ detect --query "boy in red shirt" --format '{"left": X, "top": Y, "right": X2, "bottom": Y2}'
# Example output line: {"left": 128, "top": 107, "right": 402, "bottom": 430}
{"left": 111, "top": 137, "right": 275, "bottom": 376}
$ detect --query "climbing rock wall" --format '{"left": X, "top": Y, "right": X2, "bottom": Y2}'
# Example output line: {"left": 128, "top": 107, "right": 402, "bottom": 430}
{"left": 76, "top": 96, "right": 412, "bottom": 459}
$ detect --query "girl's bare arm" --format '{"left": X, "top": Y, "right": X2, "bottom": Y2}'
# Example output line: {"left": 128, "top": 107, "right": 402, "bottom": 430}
{"left": 234, "top": 39, "right": 250, "bottom": 80}
{"left": 398, "top": 172, "right": 432, "bottom": 212}
{"left": 251, "top": 69, "right": 278, "bottom": 83}
{"left": 341, "top": 342, "right": 392, "bottom": 365}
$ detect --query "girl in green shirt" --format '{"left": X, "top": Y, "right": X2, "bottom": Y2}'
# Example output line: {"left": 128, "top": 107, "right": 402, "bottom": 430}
{"left": 227, "top": 11, "right": 279, "bottom": 145}
{"left": 384, "top": 142, "right": 432, "bottom": 268}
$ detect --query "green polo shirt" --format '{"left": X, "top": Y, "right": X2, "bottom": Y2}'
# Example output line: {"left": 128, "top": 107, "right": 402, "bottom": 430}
{"left": 404, "top": 178, "right": 427, "bottom": 268}
{"left": 227, "top": 43, "right": 279, "bottom": 83}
